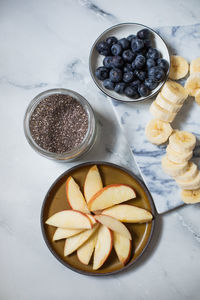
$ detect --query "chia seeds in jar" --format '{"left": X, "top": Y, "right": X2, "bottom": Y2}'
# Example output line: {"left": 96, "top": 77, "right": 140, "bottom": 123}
{"left": 24, "top": 89, "right": 96, "bottom": 161}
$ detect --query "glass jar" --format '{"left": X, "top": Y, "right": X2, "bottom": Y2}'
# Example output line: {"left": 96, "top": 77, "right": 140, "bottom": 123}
{"left": 24, "top": 88, "right": 97, "bottom": 161}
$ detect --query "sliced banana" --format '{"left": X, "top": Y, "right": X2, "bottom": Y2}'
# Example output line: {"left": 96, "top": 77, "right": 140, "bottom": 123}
{"left": 150, "top": 101, "right": 176, "bottom": 123}
{"left": 169, "top": 55, "right": 189, "bottom": 80}
{"left": 145, "top": 119, "right": 173, "bottom": 145}
{"left": 190, "top": 57, "right": 200, "bottom": 74}
{"left": 162, "top": 155, "right": 188, "bottom": 177}
{"left": 169, "top": 130, "right": 196, "bottom": 153}
{"left": 156, "top": 93, "right": 182, "bottom": 113}
{"left": 176, "top": 171, "right": 200, "bottom": 190}
{"left": 166, "top": 145, "right": 193, "bottom": 164}
{"left": 185, "top": 72, "right": 200, "bottom": 96}
{"left": 181, "top": 188, "right": 200, "bottom": 204}
{"left": 174, "top": 162, "right": 198, "bottom": 182}
{"left": 195, "top": 89, "right": 200, "bottom": 105}
{"left": 161, "top": 80, "right": 188, "bottom": 104}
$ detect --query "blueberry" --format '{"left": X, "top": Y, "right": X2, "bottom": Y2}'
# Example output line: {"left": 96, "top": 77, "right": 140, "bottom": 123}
{"left": 146, "top": 58, "right": 156, "bottom": 69}
{"left": 103, "top": 56, "right": 113, "bottom": 68}
{"left": 157, "top": 58, "right": 169, "bottom": 71}
{"left": 111, "top": 43, "right": 123, "bottom": 56}
{"left": 137, "top": 28, "right": 150, "bottom": 39}
{"left": 109, "top": 68, "right": 123, "bottom": 83}
{"left": 138, "top": 84, "right": 150, "bottom": 97}
{"left": 96, "top": 41, "right": 110, "bottom": 56}
{"left": 123, "top": 71, "right": 135, "bottom": 83}
{"left": 122, "top": 49, "right": 135, "bottom": 62}
{"left": 95, "top": 66, "right": 109, "bottom": 80}
{"left": 123, "top": 63, "right": 133, "bottom": 73}
{"left": 144, "top": 78, "right": 159, "bottom": 90}
{"left": 118, "top": 38, "right": 130, "bottom": 50}
{"left": 112, "top": 56, "right": 124, "bottom": 68}
{"left": 134, "top": 54, "right": 146, "bottom": 69}
{"left": 144, "top": 39, "right": 152, "bottom": 48}
{"left": 148, "top": 66, "right": 165, "bottom": 82}
{"left": 135, "top": 70, "right": 146, "bottom": 81}
{"left": 131, "top": 38, "right": 144, "bottom": 52}
{"left": 124, "top": 86, "right": 139, "bottom": 99}
{"left": 103, "top": 79, "right": 115, "bottom": 90}
{"left": 106, "top": 36, "right": 118, "bottom": 47}
{"left": 130, "top": 80, "right": 141, "bottom": 89}
{"left": 147, "top": 48, "right": 161, "bottom": 60}
{"left": 114, "top": 82, "right": 126, "bottom": 94}
{"left": 127, "top": 34, "right": 136, "bottom": 42}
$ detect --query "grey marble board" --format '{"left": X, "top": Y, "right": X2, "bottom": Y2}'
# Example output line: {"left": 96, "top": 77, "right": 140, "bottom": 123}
{"left": 111, "top": 23, "right": 200, "bottom": 214}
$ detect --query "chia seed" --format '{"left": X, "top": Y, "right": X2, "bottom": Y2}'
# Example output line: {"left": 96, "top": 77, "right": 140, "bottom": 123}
{"left": 29, "top": 94, "right": 88, "bottom": 153}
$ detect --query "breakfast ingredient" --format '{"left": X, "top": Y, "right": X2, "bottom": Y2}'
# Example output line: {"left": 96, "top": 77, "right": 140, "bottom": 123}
{"left": 181, "top": 188, "right": 200, "bottom": 203}
{"left": 95, "top": 215, "right": 132, "bottom": 240}
{"left": 77, "top": 230, "right": 98, "bottom": 265}
{"left": 166, "top": 145, "right": 193, "bottom": 164}
{"left": 169, "top": 130, "right": 196, "bottom": 153}
{"left": 113, "top": 232, "right": 132, "bottom": 265}
{"left": 156, "top": 93, "right": 182, "bottom": 113}
{"left": 29, "top": 94, "right": 88, "bottom": 153}
{"left": 145, "top": 119, "right": 173, "bottom": 145}
{"left": 45, "top": 210, "right": 92, "bottom": 229}
{"left": 185, "top": 72, "right": 200, "bottom": 96}
{"left": 190, "top": 57, "right": 200, "bottom": 73}
{"left": 66, "top": 176, "right": 90, "bottom": 214}
{"left": 64, "top": 224, "right": 99, "bottom": 256}
{"left": 87, "top": 214, "right": 97, "bottom": 225}
{"left": 195, "top": 89, "right": 200, "bottom": 105}
{"left": 176, "top": 171, "right": 200, "bottom": 190}
{"left": 161, "top": 80, "right": 188, "bottom": 104}
{"left": 93, "top": 225, "right": 113, "bottom": 270}
{"left": 169, "top": 55, "right": 189, "bottom": 80}
{"left": 95, "top": 29, "right": 169, "bottom": 99}
{"left": 84, "top": 165, "right": 103, "bottom": 203}
{"left": 88, "top": 184, "right": 136, "bottom": 211}
{"left": 53, "top": 228, "right": 85, "bottom": 241}
{"left": 102, "top": 204, "right": 153, "bottom": 223}
{"left": 150, "top": 101, "right": 176, "bottom": 122}
{"left": 174, "top": 162, "right": 198, "bottom": 181}
{"left": 162, "top": 155, "right": 188, "bottom": 177}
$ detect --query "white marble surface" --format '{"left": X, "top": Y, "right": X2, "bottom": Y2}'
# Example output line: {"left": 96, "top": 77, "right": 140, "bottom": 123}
{"left": 0, "top": 0, "right": 200, "bottom": 299}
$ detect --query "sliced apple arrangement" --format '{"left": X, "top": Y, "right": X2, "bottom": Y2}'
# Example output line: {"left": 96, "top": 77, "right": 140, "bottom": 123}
{"left": 145, "top": 55, "right": 200, "bottom": 204}
{"left": 45, "top": 165, "right": 153, "bottom": 270}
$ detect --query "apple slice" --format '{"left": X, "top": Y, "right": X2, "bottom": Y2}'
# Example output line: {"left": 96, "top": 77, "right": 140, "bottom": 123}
{"left": 113, "top": 232, "right": 132, "bottom": 265}
{"left": 53, "top": 228, "right": 85, "bottom": 241}
{"left": 95, "top": 214, "right": 132, "bottom": 240}
{"left": 86, "top": 214, "right": 97, "bottom": 225}
{"left": 64, "top": 224, "right": 99, "bottom": 256}
{"left": 84, "top": 165, "right": 103, "bottom": 203}
{"left": 102, "top": 204, "right": 153, "bottom": 223}
{"left": 88, "top": 184, "right": 136, "bottom": 212}
{"left": 66, "top": 176, "right": 90, "bottom": 214}
{"left": 77, "top": 229, "right": 98, "bottom": 265}
{"left": 45, "top": 210, "right": 92, "bottom": 229}
{"left": 93, "top": 225, "right": 113, "bottom": 270}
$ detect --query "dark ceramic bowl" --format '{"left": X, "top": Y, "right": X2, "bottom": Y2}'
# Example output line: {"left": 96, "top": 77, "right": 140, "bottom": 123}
{"left": 41, "top": 161, "right": 156, "bottom": 275}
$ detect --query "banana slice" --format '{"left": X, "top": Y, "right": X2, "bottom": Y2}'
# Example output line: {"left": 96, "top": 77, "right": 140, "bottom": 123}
{"left": 185, "top": 72, "right": 200, "bottom": 96}
{"left": 190, "top": 57, "right": 200, "bottom": 74}
{"left": 150, "top": 101, "right": 176, "bottom": 123}
{"left": 181, "top": 188, "right": 200, "bottom": 204}
{"left": 176, "top": 171, "right": 200, "bottom": 190}
{"left": 166, "top": 145, "right": 193, "bottom": 164}
{"left": 174, "top": 162, "right": 198, "bottom": 182}
{"left": 169, "top": 130, "right": 196, "bottom": 153}
{"left": 169, "top": 55, "right": 189, "bottom": 80}
{"left": 145, "top": 119, "right": 173, "bottom": 145}
{"left": 161, "top": 81, "right": 188, "bottom": 104}
{"left": 156, "top": 93, "right": 182, "bottom": 113}
{"left": 162, "top": 155, "right": 188, "bottom": 177}
{"left": 195, "top": 89, "right": 200, "bottom": 105}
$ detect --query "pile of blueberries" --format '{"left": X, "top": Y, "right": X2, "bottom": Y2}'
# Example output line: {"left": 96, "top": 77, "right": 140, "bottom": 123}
{"left": 95, "top": 28, "right": 169, "bottom": 99}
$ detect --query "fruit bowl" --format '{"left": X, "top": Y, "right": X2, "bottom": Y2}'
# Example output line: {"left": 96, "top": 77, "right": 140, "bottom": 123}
{"left": 89, "top": 23, "right": 170, "bottom": 102}
{"left": 41, "top": 161, "right": 155, "bottom": 276}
